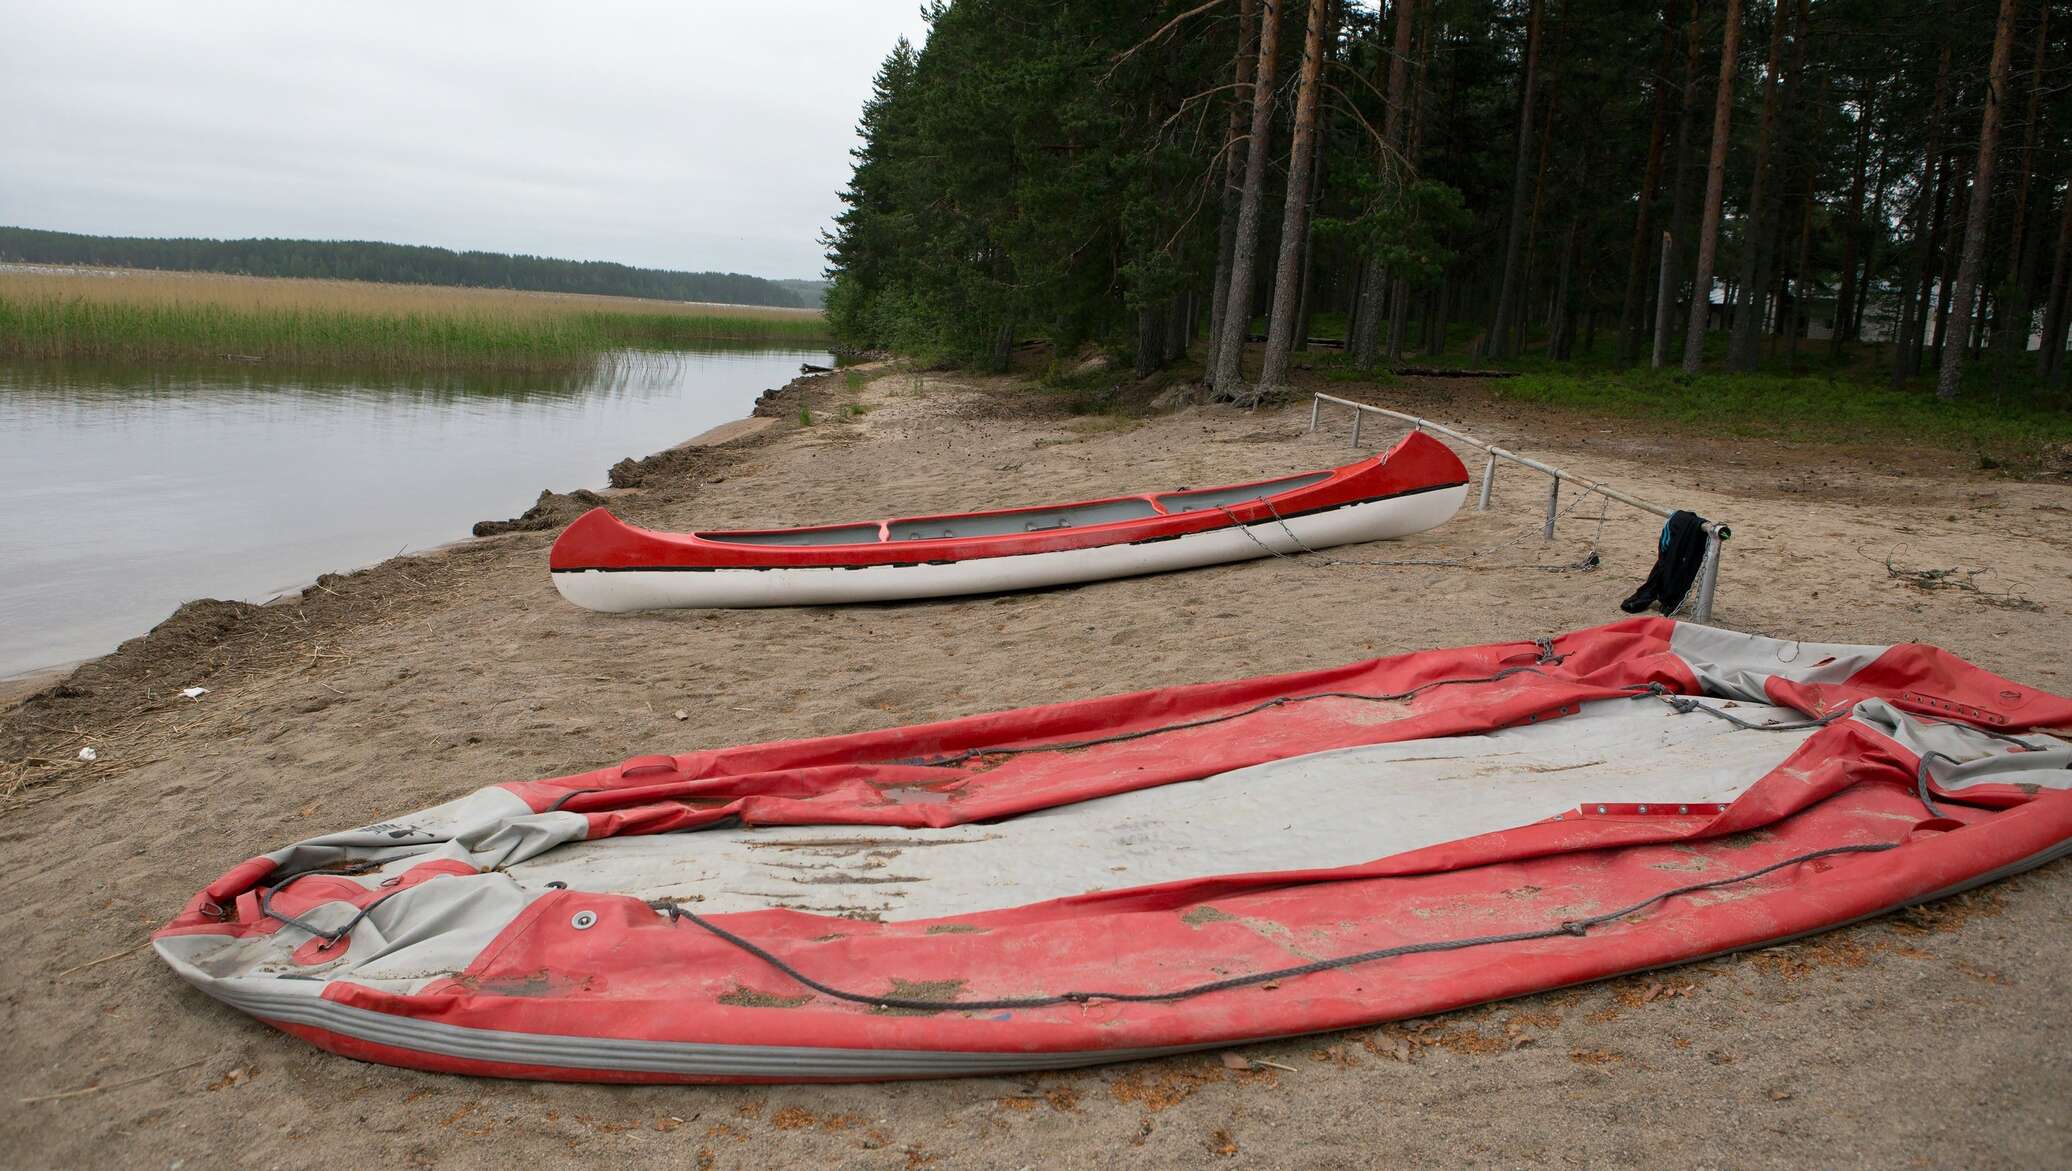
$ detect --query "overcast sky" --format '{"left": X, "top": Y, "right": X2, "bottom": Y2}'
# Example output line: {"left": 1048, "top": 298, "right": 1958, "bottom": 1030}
{"left": 1, "top": 2, "right": 932, "bottom": 280}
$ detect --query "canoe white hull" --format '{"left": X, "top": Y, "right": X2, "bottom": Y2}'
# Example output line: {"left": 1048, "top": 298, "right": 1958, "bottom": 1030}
{"left": 553, "top": 483, "right": 1466, "bottom": 612}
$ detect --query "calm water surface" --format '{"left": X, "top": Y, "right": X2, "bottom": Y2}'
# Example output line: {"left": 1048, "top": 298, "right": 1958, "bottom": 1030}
{"left": 0, "top": 347, "right": 830, "bottom": 677}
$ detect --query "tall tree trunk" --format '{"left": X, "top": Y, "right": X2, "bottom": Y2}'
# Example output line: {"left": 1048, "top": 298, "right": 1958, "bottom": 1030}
{"left": 1549, "top": 221, "right": 1580, "bottom": 359}
{"left": 1135, "top": 305, "right": 1164, "bottom": 378}
{"left": 1683, "top": 0, "right": 1744, "bottom": 373}
{"left": 2039, "top": 183, "right": 2072, "bottom": 376}
{"left": 1209, "top": 0, "right": 1283, "bottom": 396}
{"left": 1488, "top": 0, "right": 1545, "bottom": 361}
{"left": 1385, "top": 0, "right": 1435, "bottom": 366}
{"left": 1938, "top": 0, "right": 2020, "bottom": 400}
{"left": 1758, "top": 0, "right": 1811, "bottom": 355}
{"left": 1764, "top": 0, "right": 1814, "bottom": 359}
{"left": 1520, "top": 52, "right": 1561, "bottom": 357}
{"left": 1205, "top": 0, "right": 1260, "bottom": 378}
{"left": 1933, "top": 170, "right": 1966, "bottom": 366}
{"left": 1994, "top": 3, "right": 2048, "bottom": 355}
{"left": 1428, "top": 276, "right": 1451, "bottom": 355}
{"left": 1350, "top": 0, "right": 1418, "bottom": 368}
{"left": 1619, "top": 3, "right": 1678, "bottom": 364}
{"left": 1895, "top": 15, "right": 1953, "bottom": 386}
{"left": 1831, "top": 79, "right": 1872, "bottom": 360}
{"left": 1654, "top": 0, "right": 1703, "bottom": 367}
{"left": 1854, "top": 142, "right": 1890, "bottom": 342}
{"left": 1259, "top": 0, "right": 1329, "bottom": 393}
{"left": 1786, "top": 187, "right": 1813, "bottom": 370}
{"left": 1294, "top": 128, "right": 1327, "bottom": 353}
{"left": 1727, "top": 0, "right": 1789, "bottom": 372}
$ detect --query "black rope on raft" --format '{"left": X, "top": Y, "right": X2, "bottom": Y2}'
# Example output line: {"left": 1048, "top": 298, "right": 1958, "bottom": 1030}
{"left": 909, "top": 639, "right": 1566, "bottom": 769}
{"left": 255, "top": 868, "right": 409, "bottom": 950}
{"left": 1652, "top": 692, "right": 1849, "bottom": 733}
{"left": 662, "top": 843, "right": 1900, "bottom": 1013}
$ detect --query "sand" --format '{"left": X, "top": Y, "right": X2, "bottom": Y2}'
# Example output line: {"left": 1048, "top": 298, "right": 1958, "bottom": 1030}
{"left": 2, "top": 362, "right": 2068, "bottom": 1169}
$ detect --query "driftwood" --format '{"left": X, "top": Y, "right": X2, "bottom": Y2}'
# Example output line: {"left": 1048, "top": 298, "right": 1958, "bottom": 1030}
{"left": 1390, "top": 365, "right": 1519, "bottom": 378}
{"left": 1245, "top": 333, "right": 1345, "bottom": 348}
{"left": 798, "top": 362, "right": 834, "bottom": 374}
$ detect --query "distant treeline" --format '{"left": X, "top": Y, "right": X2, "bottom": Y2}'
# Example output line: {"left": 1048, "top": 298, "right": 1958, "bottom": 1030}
{"left": 0, "top": 226, "right": 807, "bottom": 309}
{"left": 775, "top": 278, "right": 831, "bottom": 309}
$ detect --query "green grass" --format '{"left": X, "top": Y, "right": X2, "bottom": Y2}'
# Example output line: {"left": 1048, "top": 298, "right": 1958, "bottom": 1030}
{"left": 1304, "top": 318, "right": 2069, "bottom": 462}
{"left": 798, "top": 405, "right": 815, "bottom": 426}
{"left": 1496, "top": 365, "right": 2071, "bottom": 460}
{"left": 0, "top": 292, "right": 830, "bottom": 373}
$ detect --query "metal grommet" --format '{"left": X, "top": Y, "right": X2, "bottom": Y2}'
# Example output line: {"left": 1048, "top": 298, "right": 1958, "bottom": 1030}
{"left": 546, "top": 881, "right": 568, "bottom": 890}
{"left": 571, "top": 910, "right": 598, "bottom": 930}
{"left": 379, "top": 876, "right": 403, "bottom": 888}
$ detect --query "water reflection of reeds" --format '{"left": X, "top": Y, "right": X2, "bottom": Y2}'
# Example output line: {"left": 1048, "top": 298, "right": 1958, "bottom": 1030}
{"left": 0, "top": 347, "right": 830, "bottom": 408}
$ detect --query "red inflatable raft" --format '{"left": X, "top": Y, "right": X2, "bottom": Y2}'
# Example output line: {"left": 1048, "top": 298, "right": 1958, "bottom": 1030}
{"left": 155, "top": 620, "right": 2072, "bottom": 1083}
{"left": 549, "top": 430, "right": 1469, "bottom": 611}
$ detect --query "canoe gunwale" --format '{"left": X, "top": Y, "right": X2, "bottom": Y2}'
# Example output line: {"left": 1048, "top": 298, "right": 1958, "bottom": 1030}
{"left": 548, "top": 430, "right": 1471, "bottom": 574}
{"left": 555, "top": 480, "right": 1463, "bottom": 573}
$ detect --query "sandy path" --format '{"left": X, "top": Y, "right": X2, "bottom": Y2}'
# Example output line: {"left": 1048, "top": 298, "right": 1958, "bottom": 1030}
{"left": 2, "top": 364, "right": 2068, "bottom": 1169}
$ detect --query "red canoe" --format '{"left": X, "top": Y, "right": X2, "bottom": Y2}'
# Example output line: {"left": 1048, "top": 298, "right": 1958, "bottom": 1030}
{"left": 549, "top": 429, "right": 1470, "bottom": 610}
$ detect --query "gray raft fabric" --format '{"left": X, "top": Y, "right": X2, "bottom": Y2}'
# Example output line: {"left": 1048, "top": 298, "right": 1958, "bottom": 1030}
{"left": 511, "top": 697, "right": 1816, "bottom": 919}
{"left": 1668, "top": 624, "right": 1892, "bottom": 703}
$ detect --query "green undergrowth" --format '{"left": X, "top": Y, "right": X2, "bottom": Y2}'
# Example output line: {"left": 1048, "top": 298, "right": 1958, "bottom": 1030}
{"left": 1309, "top": 329, "right": 2069, "bottom": 463}
{"left": 1497, "top": 366, "right": 2071, "bottom": 462}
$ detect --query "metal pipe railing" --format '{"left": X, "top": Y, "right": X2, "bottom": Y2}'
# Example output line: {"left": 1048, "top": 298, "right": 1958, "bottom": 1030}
{"left": 1309, "top": 392, "right": 1731, "bottom": 624}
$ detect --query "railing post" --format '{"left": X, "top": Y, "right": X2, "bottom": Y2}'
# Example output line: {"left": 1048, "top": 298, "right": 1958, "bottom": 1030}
{"left": 1693, "top": 527, "right": 1726, "bottom": 624}
{"left": 1476, "top": 452, "right": 1497, "bottom": 511}
{"left": 1308, "top": 396, "right": 1321, "bottom": 432}
{"left": 1350, "top": 410, "right": 1363, "bottom": 449}
{"left": 1542, "top": 476, "right": 1560, "bottom": 540}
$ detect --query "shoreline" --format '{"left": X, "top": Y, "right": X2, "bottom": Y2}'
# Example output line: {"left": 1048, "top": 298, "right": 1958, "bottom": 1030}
{"left": 0, "top": 365, "right": 843, "bottom": 726}
{"left": 2, "top": 364, "right": 841, "bottom": 692}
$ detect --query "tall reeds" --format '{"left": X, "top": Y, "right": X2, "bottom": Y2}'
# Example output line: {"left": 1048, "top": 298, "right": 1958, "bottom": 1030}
{"left": 0, "top": 269, "right": 829, "bottom": 371}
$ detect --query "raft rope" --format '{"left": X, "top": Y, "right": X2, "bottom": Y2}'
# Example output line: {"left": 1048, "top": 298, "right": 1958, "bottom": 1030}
{"left": 1650, "top": 691, "right": 1846, "bottom": 733}
{"left": 911, "top": 638, "right": 1566, "bottom": 769}
{"left": 1215, "top": 487, "right": 1609, "bottom": 574}
{"left": 256, "top": 870, "right": 409, "bottom": 949}
{"left": 660, "top": 842, "right": 1901, "bottom": 1013}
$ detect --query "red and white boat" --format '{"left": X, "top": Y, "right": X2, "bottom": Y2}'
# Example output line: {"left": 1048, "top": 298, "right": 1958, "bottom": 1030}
{"left": 153, "top": 620, "right": 2072, "bottom": 1083}
{"left": 548, "top": 430, "right": 1470, "bottom": 611}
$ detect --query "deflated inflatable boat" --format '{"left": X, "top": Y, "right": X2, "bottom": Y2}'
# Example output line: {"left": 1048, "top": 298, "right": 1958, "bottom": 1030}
{"left": 155, "top": 619, "right": 2072, "bottom": 1083}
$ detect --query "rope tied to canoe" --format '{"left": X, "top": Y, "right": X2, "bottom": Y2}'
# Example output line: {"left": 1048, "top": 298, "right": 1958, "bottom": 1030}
{"left": 1214, "top": 487, "right": 1609, "bottom": 573}
{"left": 659, "top": 842, "right": 1901, "bottom": 1013}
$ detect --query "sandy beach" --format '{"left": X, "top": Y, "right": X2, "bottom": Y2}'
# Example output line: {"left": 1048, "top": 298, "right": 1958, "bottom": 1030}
{"left": 3, "top": 363, "right": 2068, "bottom": 1169}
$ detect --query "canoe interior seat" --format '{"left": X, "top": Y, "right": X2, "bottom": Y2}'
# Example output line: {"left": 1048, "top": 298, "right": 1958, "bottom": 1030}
{"left": 1155, "top": 471, "right": 1331, "bottom": 514}
{"left": 687, "top": 471, "right": 1334, "bottom": 549}
{"left": 698, "top": 523, "right": 884, "bottom": 547}
{"left": 887, "top": 498, "right": 1159, "bottom": 541}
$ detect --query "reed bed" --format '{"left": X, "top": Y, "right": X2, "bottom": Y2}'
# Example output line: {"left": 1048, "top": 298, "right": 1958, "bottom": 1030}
{"left": 0, "top": 268, "right": 829, "bottom": 371}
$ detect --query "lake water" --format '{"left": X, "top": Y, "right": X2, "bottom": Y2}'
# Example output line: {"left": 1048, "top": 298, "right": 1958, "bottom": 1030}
{"left": 0, "top": 347, "right": 830, "bottom": 678}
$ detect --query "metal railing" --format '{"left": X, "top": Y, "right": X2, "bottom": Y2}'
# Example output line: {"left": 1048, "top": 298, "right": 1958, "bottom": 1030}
{"left": 1309, "top": 392, "right": 1730, "bottom": 624}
